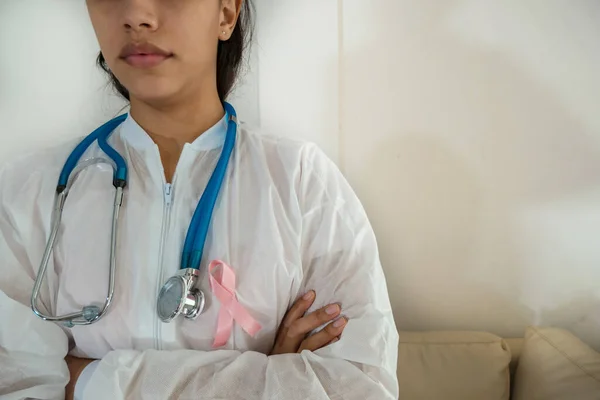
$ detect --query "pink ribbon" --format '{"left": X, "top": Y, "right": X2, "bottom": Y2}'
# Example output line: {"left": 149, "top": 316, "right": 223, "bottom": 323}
{"left": 209, "top": 260, "right": 262, "bottom": 348}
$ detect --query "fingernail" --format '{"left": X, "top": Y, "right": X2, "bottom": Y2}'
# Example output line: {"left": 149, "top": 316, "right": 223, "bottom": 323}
{"left": 326, "top": 305, "right": 340, "bottom": 315}
{"left": 303, "top": 291, "right": 314, "bottom": 300}
{"left": 333, "top": 318, "right": 347, "bottom": 328}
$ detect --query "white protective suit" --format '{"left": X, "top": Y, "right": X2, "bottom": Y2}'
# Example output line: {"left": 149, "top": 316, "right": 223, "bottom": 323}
{"left": 0, "top": 111, "right": 399, "bottom": 399}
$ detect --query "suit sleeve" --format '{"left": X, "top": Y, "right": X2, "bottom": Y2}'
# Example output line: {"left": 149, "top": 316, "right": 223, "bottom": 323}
{"left": 0, "top": 166, "right": 70, "bottom": 400}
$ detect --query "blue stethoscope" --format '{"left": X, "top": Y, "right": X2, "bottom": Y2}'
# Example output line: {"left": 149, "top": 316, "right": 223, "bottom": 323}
{"left": 31, "top": 103, "right": 238, "bottom": 327}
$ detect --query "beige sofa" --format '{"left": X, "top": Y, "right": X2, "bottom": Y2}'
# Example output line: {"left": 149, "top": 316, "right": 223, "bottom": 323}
{"left": 398, "top": 326, "right": 600, "bottom": 399}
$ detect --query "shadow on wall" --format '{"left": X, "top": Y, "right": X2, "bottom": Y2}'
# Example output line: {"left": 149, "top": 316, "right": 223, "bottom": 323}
{"left": 339, "top": 0, "right": 600, "bottom": 347}
{"left": 539, "top": 293, "right": 600, "bottom": 351}
{"left": 366, "top": 134, "right": 536, "bottom": 336}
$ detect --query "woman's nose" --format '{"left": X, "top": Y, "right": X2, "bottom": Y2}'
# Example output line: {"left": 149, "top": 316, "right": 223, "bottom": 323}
{"left": 122, "top": 0, "right": 159, "bottom": 32}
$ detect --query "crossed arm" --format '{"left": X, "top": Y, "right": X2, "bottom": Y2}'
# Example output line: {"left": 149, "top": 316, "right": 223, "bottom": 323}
{"left": 65, "top": 290, "right": 349, "bottom": 399}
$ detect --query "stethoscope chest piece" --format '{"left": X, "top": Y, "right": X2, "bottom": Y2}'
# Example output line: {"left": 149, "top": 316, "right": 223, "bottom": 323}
{"left": 157, "top": 268, "right": 205, "bottom": 323}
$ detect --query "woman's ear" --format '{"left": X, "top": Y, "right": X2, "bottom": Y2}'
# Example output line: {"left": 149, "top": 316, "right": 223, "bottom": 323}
{"left": 219, "top": 0, "right": 243, "bottom": 40}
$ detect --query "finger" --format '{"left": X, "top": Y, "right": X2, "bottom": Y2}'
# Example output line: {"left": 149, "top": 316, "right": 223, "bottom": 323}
{"left": 273, "top": 290, "right": 316, "bottom": 352}
{"left": 281, "top": 290, "right": 316, "bottom": 329}
{"left": 298, "top": 317, "right": 347, "bottom": 353}
{"left": 286, "top": 303, "right": 342, "bottom": 339}
{"left": 276, "top": 302, "right": 341, "bottom": 355}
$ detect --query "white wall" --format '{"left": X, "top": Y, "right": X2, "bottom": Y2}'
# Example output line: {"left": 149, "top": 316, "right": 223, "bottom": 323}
{"left": 0, "top": 1, "right": 123, "bottom": 159}
{"left": 254, "top": 0, "right": 340, "bottom": 159}
{"left": 2, "top": 1, "right": 599, "bottom": 349}
{"left": 339, "top": 0, "right": 600, "bottom": 348}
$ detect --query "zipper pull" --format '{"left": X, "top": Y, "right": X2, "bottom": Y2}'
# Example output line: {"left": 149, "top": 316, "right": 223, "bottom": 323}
{"left": 164, "top": 183, "right": 173, "bottom": 207}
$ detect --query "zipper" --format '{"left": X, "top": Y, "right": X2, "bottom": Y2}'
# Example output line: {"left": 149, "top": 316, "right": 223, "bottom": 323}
{"left": 164, "top": 183, "right": 173, "bottom": 207}
{"left": 154, "top": 182, "right": 173, "bottom": 350}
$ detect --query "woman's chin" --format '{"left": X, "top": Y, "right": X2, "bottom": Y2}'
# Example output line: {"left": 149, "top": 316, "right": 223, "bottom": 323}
{"left": 127, "top": 85, "right": 186, "bottom": 107}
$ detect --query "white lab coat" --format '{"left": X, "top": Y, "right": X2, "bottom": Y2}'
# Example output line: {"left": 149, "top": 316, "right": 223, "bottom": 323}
{"left": 0, "top": 112, "right": 399, "bottom": 399}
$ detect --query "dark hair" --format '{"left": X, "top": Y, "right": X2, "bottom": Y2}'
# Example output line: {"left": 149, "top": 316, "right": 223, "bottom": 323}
{"left": 96, "top": 1, "right": 254, "bottom": 102}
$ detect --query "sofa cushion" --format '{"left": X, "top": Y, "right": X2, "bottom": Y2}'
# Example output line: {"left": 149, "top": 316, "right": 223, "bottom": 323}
{"left": 399, "top": 331, "right": 511, "bottom": 400}
{"left": 512, "top": 326, "right": 600, "bottom": 400}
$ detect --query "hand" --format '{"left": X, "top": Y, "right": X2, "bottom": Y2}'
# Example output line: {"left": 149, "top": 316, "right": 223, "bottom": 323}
{"left": 65, "top": 355, "right": 95, "bottom": 400}
{"left": 270, "top": 290, "right": 347, "bottom": 355}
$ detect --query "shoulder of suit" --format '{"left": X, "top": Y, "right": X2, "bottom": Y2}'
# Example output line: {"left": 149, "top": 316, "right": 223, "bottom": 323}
{"left": 237, "top": 123, "right": 324, "bottom": 159}
{"left": 0, "top": 137, "right": 82, "bottom": 188}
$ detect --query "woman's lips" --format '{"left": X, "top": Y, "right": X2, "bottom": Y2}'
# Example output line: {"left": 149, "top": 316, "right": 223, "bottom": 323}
{"left": 123, "top": 53, "right": 171, "bottom": 68}
{"left": 119, "top": 42, "right": 173, "bottom": 68}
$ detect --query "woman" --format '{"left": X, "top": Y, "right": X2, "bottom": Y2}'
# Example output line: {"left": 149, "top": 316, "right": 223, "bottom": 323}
{"left": 0, "top": 1, "right": 398, "bottom": 399}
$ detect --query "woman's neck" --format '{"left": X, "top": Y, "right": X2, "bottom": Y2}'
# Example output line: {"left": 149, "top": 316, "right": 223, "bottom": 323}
{"left": 129, "top": 91, "right": 224, "bottom": 183}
